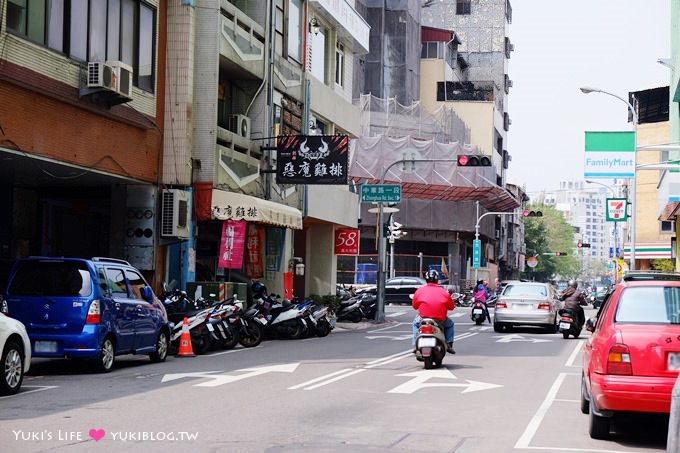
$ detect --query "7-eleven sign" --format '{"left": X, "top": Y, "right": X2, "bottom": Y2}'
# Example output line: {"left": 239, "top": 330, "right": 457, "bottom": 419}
{"left": 605, "top": 198, "right": 628, "bottom": 222}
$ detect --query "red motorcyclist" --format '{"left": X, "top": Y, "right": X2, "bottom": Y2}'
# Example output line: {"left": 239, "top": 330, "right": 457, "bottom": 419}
{"left": 412, "top": 270, "right": 455, "bottom": 354}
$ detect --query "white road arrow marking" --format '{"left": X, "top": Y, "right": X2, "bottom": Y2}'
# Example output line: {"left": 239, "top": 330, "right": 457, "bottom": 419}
{"left": 365, "top": 334, "right": 412, "bottom": 340}
{"left": 494, "top": 334, "right": 552, "bottom": 343}
{"left": 161, "top": 363, "right": 299, "bottom": 387}
{"left": 388, "top": 369, "right": 502, "bottom": 394}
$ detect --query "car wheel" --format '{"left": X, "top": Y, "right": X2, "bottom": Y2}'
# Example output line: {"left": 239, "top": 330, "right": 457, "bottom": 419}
{"left": 580, "top": 375, "right": 590, "bottom": 414}
{"left": 149, "top": 330, "right": 169, "bottom": 363}
{"left": 493, "top": 322, "right": 502, "bottom": 333}
{"left": 96, "top": 337, "right": 116, "bottom": 373}
{"left": 548, "top": 316, "right": 559, "bottom": 334}
{"left": 0, "top": 340, "right": 24, "bottom": 396}
{"left": 588, "top": 400, "right": 610, "bottom": 439}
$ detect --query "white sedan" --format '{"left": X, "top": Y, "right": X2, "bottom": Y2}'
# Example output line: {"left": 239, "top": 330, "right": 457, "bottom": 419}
{"left": 0, "top": 311, "right": 31, "bottom": 396}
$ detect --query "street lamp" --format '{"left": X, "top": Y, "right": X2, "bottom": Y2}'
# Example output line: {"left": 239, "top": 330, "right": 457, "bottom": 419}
{"left": 585, "top": 179, "right": 621, "bottom": 278}
{"left": 580, "top": 87, "right": 639, "bottom": 270}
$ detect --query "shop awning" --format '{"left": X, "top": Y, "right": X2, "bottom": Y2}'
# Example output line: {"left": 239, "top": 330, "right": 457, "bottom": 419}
{"left": 211, "top": 189, "right": 303, "bottom": 230}
{"left": 623, "top": 242, "right": 672, "bottom": 260}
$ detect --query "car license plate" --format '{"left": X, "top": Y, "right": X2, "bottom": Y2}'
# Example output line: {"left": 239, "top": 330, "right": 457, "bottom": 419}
{"left": 473, "top": 309, "right": 483, "bottom": 314}
{"left": 417, "top": 337, "right": 436, "bottom": 348}
{"left": 559, "top": 322, "right": 571, "bottom": 330}
{"left": 668, "top": 352, "right": 680, "bottom": 371}
{"left": 34, "top": 340, "right": 58, "bottom": 353}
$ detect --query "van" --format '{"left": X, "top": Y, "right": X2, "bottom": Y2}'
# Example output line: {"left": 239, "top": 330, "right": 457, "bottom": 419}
{"left": 3, "top": 257, "right": 170, "bottom": 372}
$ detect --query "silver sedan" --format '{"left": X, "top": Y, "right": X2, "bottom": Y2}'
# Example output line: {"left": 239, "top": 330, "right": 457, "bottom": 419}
{"left": 492, "top": 281, "right": 560, "bottom": 333}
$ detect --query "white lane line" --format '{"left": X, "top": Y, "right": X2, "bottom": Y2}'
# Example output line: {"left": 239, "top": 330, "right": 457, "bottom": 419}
{"left": 288, "top": 368, "right": 358, "bottom": 390}
{"left": 291, "top": 369, "right": 367, "bottom": 390}
{"left": 515, "top": 372, "right": 594, "bottom": 451}
{"left": 565, "top": 340, "right": 584, "bottom": 368}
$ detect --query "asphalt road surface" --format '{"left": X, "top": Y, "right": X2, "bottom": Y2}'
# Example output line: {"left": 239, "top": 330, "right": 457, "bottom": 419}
{"left": 0, "top": 305, "right": 670, "bottom": 453}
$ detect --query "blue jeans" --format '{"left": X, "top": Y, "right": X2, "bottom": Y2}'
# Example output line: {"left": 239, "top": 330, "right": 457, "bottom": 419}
{"left": 412, "top": 315, "right": 454, "bottom": 346}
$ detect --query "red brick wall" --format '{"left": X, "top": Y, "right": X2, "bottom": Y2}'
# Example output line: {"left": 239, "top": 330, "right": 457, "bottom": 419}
{"left": 0, "top": 64, "right": 162, "bottom": 184}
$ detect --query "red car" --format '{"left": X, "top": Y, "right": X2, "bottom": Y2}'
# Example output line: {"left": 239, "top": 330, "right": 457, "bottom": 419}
{"left": 581, "top": 274, "right": 680, "bottom": 439}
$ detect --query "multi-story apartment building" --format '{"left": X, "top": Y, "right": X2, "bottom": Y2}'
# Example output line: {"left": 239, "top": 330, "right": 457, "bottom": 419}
{"left": 0, "top": 1, "right": 167, "bottom": 287}
{"left": 165, "top": 0, "right": 369, "bottom": 297}
{"left": 347, "top": 0, "right": 521, "bottom": 287}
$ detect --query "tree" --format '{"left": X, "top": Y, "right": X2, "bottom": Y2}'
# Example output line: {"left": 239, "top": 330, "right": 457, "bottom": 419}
{"left": 522, "top": 204, "right": 580, "bottom": 282}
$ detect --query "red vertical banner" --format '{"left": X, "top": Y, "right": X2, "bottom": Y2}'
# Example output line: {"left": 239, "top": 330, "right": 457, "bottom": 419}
{"left": 218, "top": 219, "right": 246, "bottom": 269}
{"left": 283, "top": 272, "right": 294, "bottom": 300}
{"left": 245, "top": 224, "right": 265, "bottom": 279}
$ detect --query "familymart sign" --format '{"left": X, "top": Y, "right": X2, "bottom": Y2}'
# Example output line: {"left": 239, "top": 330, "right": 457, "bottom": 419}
{"left": 584, "top": 131, "right": 635, "bottom": 178}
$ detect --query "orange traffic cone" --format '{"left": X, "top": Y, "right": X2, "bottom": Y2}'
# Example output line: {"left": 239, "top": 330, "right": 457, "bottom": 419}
{"left": 176, "top": 317, "right": 195, "bottom": 357}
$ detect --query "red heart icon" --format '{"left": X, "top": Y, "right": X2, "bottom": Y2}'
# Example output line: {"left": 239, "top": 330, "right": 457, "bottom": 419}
{"left": 89, "top": 428, "right": 106, "bottom": 442}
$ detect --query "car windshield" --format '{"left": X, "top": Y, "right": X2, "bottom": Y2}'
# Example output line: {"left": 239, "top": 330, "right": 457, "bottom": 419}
{"left": 503, "top": 284, "right": 547, "bottom": 297}
{"left": 7, "top": 261, "right": 92, "bottom": 297}
{"left": 615, "top": 286, "right": 680, "bottom": 324}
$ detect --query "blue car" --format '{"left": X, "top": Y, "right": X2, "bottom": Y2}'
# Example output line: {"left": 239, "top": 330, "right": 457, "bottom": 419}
{"left": 4, "top": 257, "right": 170, "bottom": 372}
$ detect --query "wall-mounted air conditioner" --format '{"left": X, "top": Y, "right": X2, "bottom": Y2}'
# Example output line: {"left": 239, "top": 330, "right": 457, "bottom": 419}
{"left": 87, "top": 62, "right": 116, "bottom": 92}
{"left": 106, "top": 61, "right": 133, "bottom": 98}
{"left": 161, "top": 189, "right": 190, "bottom": 238}
{"left": 87, "top": 61, "right": 133, "bottom": 99}
{"left": 229, "top": 114, "right": 251, "bottom": 138}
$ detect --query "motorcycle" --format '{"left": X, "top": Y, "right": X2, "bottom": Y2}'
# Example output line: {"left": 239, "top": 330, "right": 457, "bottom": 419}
{"left": 256, "top": 294, "right": 310, "bottom": 339}
{"left": 558, "top": 308, "right": 583, "bottom": 339}
{"left": 414, "top": 318, "right": 448, "bottom": 369}
{"left": 225, "top": 300, "right": 264, "bottom": 348}
{"left": 335, "top": 296, "right": 364, "bottom": 323}
{"left": 470, "top": 298, "right": 490, "bottom": 325}
{"left": 168, "top": 304, "right": 216, "bottom": 354}
{"left": 359, "top": 293, "right": 377, "bottom": 320}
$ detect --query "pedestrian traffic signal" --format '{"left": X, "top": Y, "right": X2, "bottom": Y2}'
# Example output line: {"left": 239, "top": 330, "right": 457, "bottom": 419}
{"left": 457, "top": 154, "right": 492, "bottom": 166}
{"left": 522, "top": 210, "right": 543, "bottom": 217}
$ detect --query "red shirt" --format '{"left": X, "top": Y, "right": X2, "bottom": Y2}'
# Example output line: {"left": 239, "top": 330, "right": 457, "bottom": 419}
{"left": 412, "top": 283, "right": 454, "bottom": 320}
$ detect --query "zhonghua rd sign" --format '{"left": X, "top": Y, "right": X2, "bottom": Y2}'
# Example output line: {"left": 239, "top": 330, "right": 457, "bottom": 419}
{"left": 584, "top": 131, "right": 635, "bottom": 179}
{"left": 361, "top": 184, "right": 401, "bottom": 203}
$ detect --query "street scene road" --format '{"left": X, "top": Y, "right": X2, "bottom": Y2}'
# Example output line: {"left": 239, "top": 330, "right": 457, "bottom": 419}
{"left": 0, "top": 305, "right": 670, "bottom": 453}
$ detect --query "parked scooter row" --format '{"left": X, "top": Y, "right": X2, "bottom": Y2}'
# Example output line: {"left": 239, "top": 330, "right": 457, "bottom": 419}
{"left": 163, "top": 288, "right": 259, "bottom": 354}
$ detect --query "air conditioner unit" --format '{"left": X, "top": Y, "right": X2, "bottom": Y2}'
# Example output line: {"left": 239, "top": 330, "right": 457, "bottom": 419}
{"left": 229, "top": 114, "right": 251, "bottom": 138}
{"left": 161, "top": 189, "right": 190, "bottom": 238}
{"left": 87, "top": 62, "right": 116, "bottom": 91}
{"left": 106, "top": 61, "right": 133, "bottom": 98}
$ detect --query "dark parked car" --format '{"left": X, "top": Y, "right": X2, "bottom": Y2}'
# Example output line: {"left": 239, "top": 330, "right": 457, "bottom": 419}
{"left": 356, "top": 276, "right": 426, "bottom": 304}
{"left": 4, "top": 257, "right": 171, "bottom": 372}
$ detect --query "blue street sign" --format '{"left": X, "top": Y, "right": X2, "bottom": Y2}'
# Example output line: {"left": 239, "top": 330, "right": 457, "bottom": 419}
{"left": 473, "top": 239, "right": 481, "bottom": 269}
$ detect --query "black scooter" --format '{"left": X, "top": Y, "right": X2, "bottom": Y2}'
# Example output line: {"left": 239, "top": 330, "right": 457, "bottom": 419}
{"left": 558, "top": 308, "right": 583, "bottom": 339}
{"left": 470, "top": 298, "right": 491, "bottom": 325}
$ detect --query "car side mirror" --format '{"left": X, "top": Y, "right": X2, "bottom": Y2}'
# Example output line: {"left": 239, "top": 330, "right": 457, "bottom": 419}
{"left": 585, "top": 317, "right": 596, "bottom": 333}
{"left": 141, "top": 285, "right": 154, "bottom": 303}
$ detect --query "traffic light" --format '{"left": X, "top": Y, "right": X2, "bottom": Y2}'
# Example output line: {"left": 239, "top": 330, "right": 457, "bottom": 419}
{"left": 457, "top": 154, "right": 491, "bottom": 166}
{"left": 555, "top": 252, "right": 568, "bottom": 256}
{"left": 388, "top": 219, "right": 406, "bottom": 243}
{"left": 522, "top": 210, "right": 543, "bottom": 217}
{"left": 576, "top": 241, "right": 591, "bottom": 249}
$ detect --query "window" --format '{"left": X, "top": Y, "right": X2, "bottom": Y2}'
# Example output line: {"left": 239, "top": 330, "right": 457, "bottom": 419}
{"left": 421, "top": 42, "right": 443, "bottom": 59}
{"left": 6, "top": 0, "right": 156, "bottom": 93}
{"left": 105, "top": 268, "right": 129, "bottom": 297}
{"left": 125, "top": 269, "right": 147, "bottom": 301}
{"left": 661, "top": 220, "right": 675, "bottom": 233}
{"left": 456, "top": 0, "right": 471, "bottom": 15}
{"left": 335, "top": 42, "right": 345, "bottom": 87}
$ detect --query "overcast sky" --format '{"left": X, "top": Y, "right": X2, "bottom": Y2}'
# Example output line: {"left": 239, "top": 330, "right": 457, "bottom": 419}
{"left": 506, "top": 0, "right": 671, "bottom": 197}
